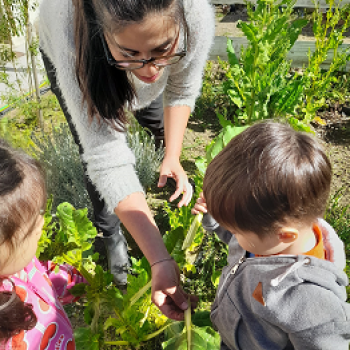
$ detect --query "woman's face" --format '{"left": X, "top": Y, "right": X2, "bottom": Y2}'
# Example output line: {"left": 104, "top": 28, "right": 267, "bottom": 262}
{"left": 106, "top": 14, "right": 179, "bottom": 84}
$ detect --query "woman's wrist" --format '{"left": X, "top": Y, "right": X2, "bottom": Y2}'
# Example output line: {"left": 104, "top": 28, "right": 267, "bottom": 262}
{"left": 163, "top": 152, "right": 181, "bottom": 162}
{"left": 150, "top": 256, "right": 174, "bottom": 268}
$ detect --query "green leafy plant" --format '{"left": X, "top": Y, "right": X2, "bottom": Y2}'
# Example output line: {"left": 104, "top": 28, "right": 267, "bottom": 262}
{"left": 303, "top": 0, "right": 350, "bottom": 121}
{"left": 162, "top": 313, "right": 220, "bottom": 350}
{"left": 222, "top": 0, "right": 308, "bottom": 125}
{"left": 37, "top": 202, "right": 172, "bottom": 349}
{"left": 38, "top": 201, "right": 220, "bottom": 350}
{"left": 0, "top": 116, "right": 36, "bottom": 152}
{"left": 194, "top": 60, "right": 233, "bottom": 122}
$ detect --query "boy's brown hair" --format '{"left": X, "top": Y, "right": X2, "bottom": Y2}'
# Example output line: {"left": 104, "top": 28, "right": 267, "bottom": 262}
{"left": 203, "top": 121, "right": 332, "bottom": 236}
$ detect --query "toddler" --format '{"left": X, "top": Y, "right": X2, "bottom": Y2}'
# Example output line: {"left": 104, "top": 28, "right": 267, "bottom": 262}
{"left": 0, "top": 139, "right": 87, "bottom": 350}
{"left": 192, "top": 121, "right": 350, "bottom": 350}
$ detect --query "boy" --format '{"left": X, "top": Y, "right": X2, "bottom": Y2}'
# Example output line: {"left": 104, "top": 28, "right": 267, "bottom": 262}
{"left": 192, "top": 121, "right": 350, "bottom": 350}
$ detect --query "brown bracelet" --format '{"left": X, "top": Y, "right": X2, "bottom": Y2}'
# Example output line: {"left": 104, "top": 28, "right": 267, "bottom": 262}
{"left": 150, "top": 257, "right": 174, "bottom": 268}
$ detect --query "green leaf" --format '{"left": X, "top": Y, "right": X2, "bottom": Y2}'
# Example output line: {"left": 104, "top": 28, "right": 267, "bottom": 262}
{"left": 239, "top": 22, "right": 258, "bottom": 44}
{"left": 74, "top": 328, "right": 101, "bottom": 350}
{"left": 162, "top": 326, "right": 220, "bottom": 350}
{"left": 182, "top": 213, "right": 203, "bottom": 250}
{"left": 216, "top": 112, "right": 233, "bottom": 129}
{"left": 192, "top": 311, "right": 213, "bottom": 328}
{"left": 206, "top": 136, "right": 224, "bottom": 164}
{"left": 69, "top": 283, "right": 87, "bottom": 297}
{"left": 211, "top": 270, "right": 221, "bottom": 288}
{"left": 104, "top": 316, "right": 123, "bottom": 331}
{"left": 222, "top": 125, "right": 249, "bottom": 147}
{"left": 164, "top": 227, "right": 185, "bottom": 255}
{"left": 195, "top": 157, "right": 207, "bottom": 178}
{"left": 226, "top": 39, "right": 239, "bottom": 66}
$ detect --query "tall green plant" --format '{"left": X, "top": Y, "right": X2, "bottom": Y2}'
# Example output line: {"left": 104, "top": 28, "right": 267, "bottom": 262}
{"left": 222, "top": 0, "right": 308, "bottom": 125}
{"left": 303, "top": 0, "right": 350, "bottom": 121}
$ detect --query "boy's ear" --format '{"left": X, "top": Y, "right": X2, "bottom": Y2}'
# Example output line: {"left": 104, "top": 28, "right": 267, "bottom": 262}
{"left": 278, "top": 228, "right": 299, "bottom": 243}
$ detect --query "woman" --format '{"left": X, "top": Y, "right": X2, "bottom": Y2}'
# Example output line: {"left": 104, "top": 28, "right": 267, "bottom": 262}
{"left": 39, "top": 0, "right": 215, "bottom": 320}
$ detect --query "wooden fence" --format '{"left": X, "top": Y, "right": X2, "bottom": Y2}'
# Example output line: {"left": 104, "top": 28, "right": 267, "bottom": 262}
{"left": 210, "top": 1, "right": 350, "bottom": 70}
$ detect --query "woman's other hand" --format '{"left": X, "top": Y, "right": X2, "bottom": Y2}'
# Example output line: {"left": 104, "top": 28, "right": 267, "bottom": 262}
{"left": 158, "top": 155, "right": 192, "bottom": 207}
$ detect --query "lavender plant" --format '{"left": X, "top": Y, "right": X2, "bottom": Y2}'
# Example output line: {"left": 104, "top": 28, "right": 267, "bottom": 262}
{"left": 31, "top": 122, "right": 93, "bottom": 215}
{"left": 127, "top": 120, "right": 164, "bottom": 191}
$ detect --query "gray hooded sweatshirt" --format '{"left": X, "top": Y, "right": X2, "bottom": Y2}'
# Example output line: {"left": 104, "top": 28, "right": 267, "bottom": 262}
{"left": 202, "top": 215, "right": 350, "bottom": 350}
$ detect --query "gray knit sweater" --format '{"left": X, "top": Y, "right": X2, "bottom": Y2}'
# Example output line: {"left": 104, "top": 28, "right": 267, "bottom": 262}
{"left": 38, "top": 0, "right": 215, "bottom": 212}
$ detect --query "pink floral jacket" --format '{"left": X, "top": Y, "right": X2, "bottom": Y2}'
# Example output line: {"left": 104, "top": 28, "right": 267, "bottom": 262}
{"left": 1, "top": 257, "right": 87, "bottom": 350}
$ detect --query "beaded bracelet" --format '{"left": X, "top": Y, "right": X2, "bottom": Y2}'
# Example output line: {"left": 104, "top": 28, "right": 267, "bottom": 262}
{"left": 150, "top": 257, "right": 174, "bottom": 268}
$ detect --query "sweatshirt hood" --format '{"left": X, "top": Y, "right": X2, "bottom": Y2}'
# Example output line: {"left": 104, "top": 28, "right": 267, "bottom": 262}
{"left": 265, "top": 255, "right": 349, "bottom": 300}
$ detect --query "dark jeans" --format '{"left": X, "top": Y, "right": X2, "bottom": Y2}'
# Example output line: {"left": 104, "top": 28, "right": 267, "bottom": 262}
{"left": 41, "top": 50, "right": 164, "bottom": 237}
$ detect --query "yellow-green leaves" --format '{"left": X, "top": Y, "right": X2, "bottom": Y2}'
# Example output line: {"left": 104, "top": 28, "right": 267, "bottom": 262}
{"left": 182, "top": 213, "right": 203, "bottom": 250}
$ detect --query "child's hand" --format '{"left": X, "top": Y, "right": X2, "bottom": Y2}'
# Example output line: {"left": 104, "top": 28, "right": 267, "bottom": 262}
{"left": 191, "top": 192, "right": 207, "bottom": 215}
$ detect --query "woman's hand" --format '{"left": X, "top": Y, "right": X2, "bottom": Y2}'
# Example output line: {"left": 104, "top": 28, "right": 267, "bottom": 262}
{"left": 115, "top": 192, "right": 197, "bottom": 319}
{"left": 151, "top": 258, "right": 198, "bottom": 321}
{"left": 191, "top": 192, "right": 208, "bottom": 215}
{"left": 158, "top": 155, "right": 192, "bottom": 207}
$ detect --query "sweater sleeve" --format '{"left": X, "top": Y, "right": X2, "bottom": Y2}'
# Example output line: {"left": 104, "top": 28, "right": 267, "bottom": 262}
{"left": 202, "top": 213, "right": 233, "bottom": 245}
{"left": 39, "top": 0, "right": 144, "bottom": 213}
{"left": 163, "top": 0, "right": 215, "bottom": 111}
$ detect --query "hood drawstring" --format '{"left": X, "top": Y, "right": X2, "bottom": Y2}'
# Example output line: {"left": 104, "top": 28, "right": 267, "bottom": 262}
{"left": 270, "top": 257, "right": 311, "bottom": 287}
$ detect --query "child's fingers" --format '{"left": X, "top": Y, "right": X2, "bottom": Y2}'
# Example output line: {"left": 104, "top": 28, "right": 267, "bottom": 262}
{"left": 192, "top": 203, "right": 207, "bottom": 214}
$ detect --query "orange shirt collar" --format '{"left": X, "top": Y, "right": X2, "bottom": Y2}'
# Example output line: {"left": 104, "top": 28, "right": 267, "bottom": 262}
{"left": 255, "top": 224, "right": 325, "bottom": 259}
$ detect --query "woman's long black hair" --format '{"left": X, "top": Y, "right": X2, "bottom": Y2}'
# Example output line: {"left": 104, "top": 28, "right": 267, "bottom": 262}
{"left": 72, "top": 0, "right": 188, "bottom": 131}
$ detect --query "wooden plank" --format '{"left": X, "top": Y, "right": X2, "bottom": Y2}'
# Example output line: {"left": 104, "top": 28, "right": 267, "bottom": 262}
{"left": 211, "top": 0, "right": 350, "bottom": 8}
{"left": 209, "top": 36, "right": 350, "bottom": 70}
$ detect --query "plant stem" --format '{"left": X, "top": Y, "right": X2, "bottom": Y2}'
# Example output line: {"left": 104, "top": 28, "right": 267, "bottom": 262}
{"left": 104, "top": 340, "right": 130, "bottom": 346}
{"left": 141, "top": 323, "right": 173, "bottom": 342}
{"left": 129, "top": 280, "right": 152, "bottom": 309}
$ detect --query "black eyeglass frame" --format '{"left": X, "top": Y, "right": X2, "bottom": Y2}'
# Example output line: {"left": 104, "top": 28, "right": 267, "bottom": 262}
{"left": 100, "top": 31, "right": 187, "bottom": 71}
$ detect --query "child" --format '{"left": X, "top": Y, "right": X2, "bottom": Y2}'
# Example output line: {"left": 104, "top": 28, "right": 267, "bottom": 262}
{"left": 0, "top": 139, "right": 87, "bottom": 350}
{"left": 192, "top": 121, "right": 350, "bottom": 350}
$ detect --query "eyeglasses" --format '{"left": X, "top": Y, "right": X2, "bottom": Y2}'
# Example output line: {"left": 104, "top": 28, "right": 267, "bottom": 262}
{"left": 100, "top": 32, "right": 187, "bottom": 71}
